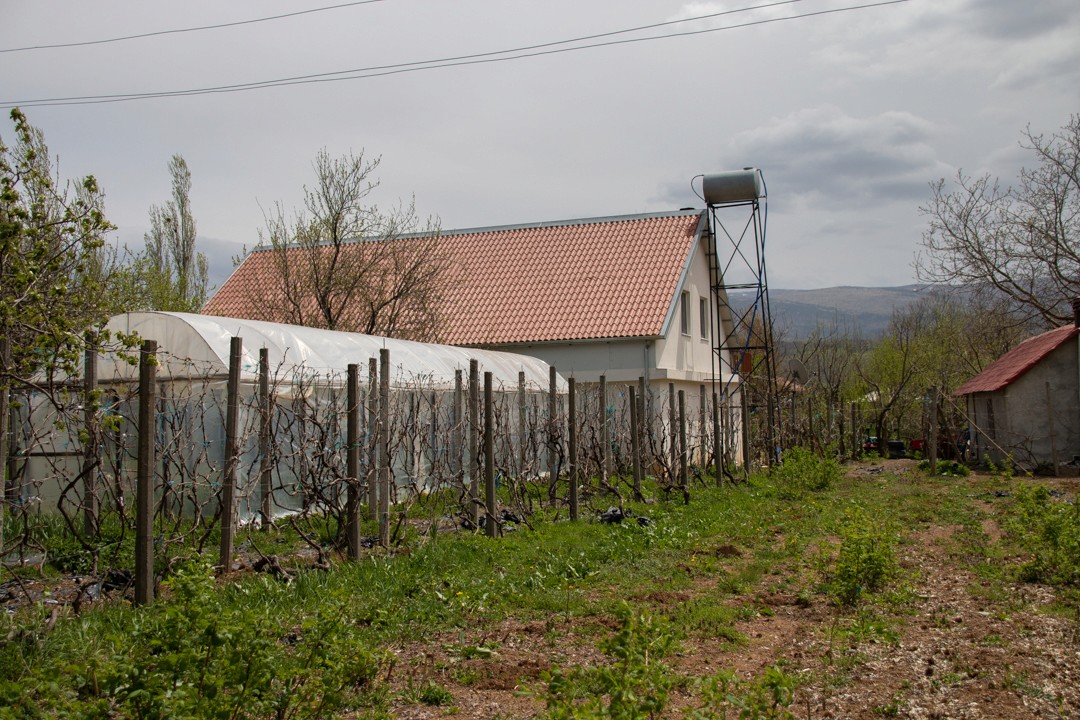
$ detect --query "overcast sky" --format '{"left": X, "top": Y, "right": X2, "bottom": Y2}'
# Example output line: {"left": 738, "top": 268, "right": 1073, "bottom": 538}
{"left": 3, "top": 0, "right": 1078, "bottom": 291}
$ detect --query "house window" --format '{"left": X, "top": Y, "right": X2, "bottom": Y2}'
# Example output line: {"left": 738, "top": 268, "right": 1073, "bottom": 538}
{"left": 680, "top": 292, "right": 690, "bottom": 335}
{"left": 699, "top": 297, "right": 709, "bottom": 339}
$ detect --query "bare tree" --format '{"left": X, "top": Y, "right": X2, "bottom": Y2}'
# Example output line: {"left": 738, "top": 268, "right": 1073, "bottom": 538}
{"left": 250, "top": 149, "right": 450, "bottom": 341}
{"left": 792, "top": 318, "right": 863, "bottom": 450}
{"left": 918, "top": 114, "right": 1080, "bottom": 327}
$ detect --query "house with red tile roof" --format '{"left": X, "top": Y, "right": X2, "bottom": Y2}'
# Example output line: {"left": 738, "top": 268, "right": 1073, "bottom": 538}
{"left": 206, "top": 209, "right": 744, "bottom": 461}
{"left": 209, "top": 208, "right": 738, "bottom": 385}
{"left": 953, "top": 312, "right": 1080, "bottom": 472}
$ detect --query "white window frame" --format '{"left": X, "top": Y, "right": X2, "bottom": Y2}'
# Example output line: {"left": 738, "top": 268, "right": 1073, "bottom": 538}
{"left": 680, "top": 292, "right": 690, "bottom": 336}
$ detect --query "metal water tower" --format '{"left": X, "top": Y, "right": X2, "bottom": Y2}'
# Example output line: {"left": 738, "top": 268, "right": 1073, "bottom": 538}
{"left": 700, "top": 169, "right": 779, "bottom": 471}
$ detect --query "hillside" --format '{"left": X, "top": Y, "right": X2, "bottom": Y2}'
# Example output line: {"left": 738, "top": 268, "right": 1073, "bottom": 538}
{"left": 729, "top": 284, "right": 931, "bottom": 339}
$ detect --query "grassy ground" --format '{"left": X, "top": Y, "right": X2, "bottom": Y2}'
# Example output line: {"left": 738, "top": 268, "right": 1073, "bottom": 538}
{"left": 1, "top": 456, "right": 1078, "bottom": 718}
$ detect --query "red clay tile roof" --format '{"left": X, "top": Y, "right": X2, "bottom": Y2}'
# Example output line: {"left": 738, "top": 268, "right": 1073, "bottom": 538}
{"left": 953, "top": 324, "right": 1079, "bottom": 395}
{"left": 205, "top": 210, "right": 706, "bottom": 345}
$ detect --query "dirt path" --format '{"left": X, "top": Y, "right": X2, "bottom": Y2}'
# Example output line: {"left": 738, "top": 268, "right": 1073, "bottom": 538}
{"left": 383, "top": 471, "right": 1080, "bottom": 719}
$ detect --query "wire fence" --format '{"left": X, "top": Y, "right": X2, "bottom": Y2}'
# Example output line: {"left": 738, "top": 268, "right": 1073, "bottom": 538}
{"left": 1, "top": 337, "right": 745, "bottom": 603}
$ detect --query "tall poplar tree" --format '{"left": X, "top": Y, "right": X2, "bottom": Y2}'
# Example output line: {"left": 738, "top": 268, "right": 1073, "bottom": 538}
{"left": 137, "top": 154, "right": 209, "bottom": 311}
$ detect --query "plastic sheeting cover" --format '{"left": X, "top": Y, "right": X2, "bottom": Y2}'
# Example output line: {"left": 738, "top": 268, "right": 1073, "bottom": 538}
{"left": 103, "top": 312, "right": 567, "bottom": 392}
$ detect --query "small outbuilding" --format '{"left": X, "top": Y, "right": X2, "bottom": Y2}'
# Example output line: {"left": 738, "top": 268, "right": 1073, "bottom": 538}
{"left": 953, "top": 306, "right": 1080, "bottom": 472}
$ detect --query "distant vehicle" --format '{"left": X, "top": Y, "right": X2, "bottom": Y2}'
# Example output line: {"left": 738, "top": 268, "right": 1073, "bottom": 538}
{"left": 862, "top": 436, "right": 879, "bottom": 454}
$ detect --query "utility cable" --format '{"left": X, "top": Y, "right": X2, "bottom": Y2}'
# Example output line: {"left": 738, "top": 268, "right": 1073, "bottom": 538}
{"left": 1, "top": 0, "right": 909, "bottom": 108}
{"left": 2, "top": 0, "right": 809, "bottom": 105}
{"left": 0, "top": 1, "right": 391, "bottom": 54}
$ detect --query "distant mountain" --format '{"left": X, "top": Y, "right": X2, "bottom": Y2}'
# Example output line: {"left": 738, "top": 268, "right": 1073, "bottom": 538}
{"left": 728, "top": 285, "right": 932, "bottom": 339}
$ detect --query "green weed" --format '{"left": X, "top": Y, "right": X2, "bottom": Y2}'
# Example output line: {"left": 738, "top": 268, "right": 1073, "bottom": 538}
{"left": 537, "top": 604, "right": 679, "bottom": 719}
{"left": 771, "top": 447, "right": 842, "bottom": 497}
{"left": 688, "top": 665, "right": 797, "bottom": 720}
{"left": 828, "top": 508, "right": 897, "bottom": 605}
{"left": 1005, "top": 484, "right": 1080, "bottom": 586}
{"left": 917, "top": 459, "right": 970, "bottom": 477}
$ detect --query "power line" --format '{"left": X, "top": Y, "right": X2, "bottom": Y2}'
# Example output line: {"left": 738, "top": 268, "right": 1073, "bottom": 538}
{"left": 1, "top": 0, "right": 909, "bottom": 109}
{"left": 4, "top": 0, "right": 808, "bottom": 106}
{"left": 0, "top": 0, "right": 390, "bottom": 54}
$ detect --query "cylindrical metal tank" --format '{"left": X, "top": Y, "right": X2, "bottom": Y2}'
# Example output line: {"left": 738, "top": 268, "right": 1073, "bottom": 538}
{"left": 702, "top": 169, "right": 763, "bottom": 205}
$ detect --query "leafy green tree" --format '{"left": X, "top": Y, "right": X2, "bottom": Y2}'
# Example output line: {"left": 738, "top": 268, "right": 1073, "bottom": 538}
{"left": 856, "top": 306, "right": 922, "bottom": 446}
{"left": 0, "top": 108, "right": 118, "bottom": 390}
{"left": 130, "top": 154, "right": 209, "bottom": 311}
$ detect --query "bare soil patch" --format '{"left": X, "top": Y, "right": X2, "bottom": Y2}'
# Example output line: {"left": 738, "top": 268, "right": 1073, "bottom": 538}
{"left": 377, "top": 462, "right": 1080, "bottom": 718}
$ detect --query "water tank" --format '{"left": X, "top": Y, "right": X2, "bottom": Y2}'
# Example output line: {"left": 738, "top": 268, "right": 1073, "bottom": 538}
{"left": 703, "top": 169, "right": 763, "bottom": 205}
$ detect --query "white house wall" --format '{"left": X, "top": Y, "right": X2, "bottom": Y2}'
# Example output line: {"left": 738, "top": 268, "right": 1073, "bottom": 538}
{"left": 654, "top": 235, "right": 733, "bottom": 387}
{"left": 491, "top": 339, "right": 651, "bottom": 386}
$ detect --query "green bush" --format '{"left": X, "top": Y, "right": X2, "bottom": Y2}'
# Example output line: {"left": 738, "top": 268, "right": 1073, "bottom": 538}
{"left": 1006, "top": 484, "right": 1080, "bottom": 586}
{"left": 1, "top": 560, "right": 386, "bottom": 718}
{"left": 689, "top": 665, "right": 796, "bottom": 720}
{"left": 772, "top": 447, "right": 842, "bottom": 497}
{"left": 538, "top": 604, "right": 679, "bottom": 719}
{"left": 829, "top": 509, "right": 897, "bottom": 605}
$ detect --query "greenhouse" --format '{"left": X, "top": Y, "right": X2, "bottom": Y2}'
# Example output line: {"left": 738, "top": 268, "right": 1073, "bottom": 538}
{"left": 16, "top": 312, "right": 567, "bottom": 526}
{"left": 101, "top": 312, "right": 561, "bottom": 392}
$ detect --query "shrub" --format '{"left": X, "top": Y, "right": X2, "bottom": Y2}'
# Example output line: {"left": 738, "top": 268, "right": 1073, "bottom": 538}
{"left": 689, "top": 665, "right": 796, "bottom": 720}
{"left": 1006, "top": 484, "right": 1080, "bottom": 586}
{"left": 829, "top": 508, "right": 897, "bottom": 605}
{"left": 538, "top": 604, "right": 679, "bottom": 718}
{"left": 772, "top": 447, "right": 842, "bottom": 497}
{"left": 4, "top": 560, "right": 386, "bottom": 718}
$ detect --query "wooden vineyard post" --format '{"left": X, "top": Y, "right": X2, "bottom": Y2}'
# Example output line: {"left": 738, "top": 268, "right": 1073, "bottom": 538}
{"left": 547, "top": 365, "right": 558, "bottom": 501}
{"left": 927, "top": 386, "right": 939, "bottom": 473}
{"left": 741, "top": 390, "right": 750, "bottom": 471}
{"left": 367, "top": 358, "right": 379, "bottom": 522}
{"left": 599, "top": 375, "right": 610, "bottom": 483}
{"left": 629, "top": 384, "right": 642, "bottom": 500}
{"left": 259, "top": 348, "right": 273, "bottom": 528}
{"left": 568, "top": 377, "right": 579, "bottom": 521}
{"left": 379, "top": 348, "right": 390, "bottom": 548}
{"left": 135, "top": 340, "right": 157, "bottom": 605}
{"left": 468, "top": 359, "right": 480, "bottom": 529}
{"left": 851, "top": 402, "right": 859, "bottom": 461}
{"left": 678, "top": 389, "right": 688, "bottom": 503}
{"left": 767, "top": 394, "right": 777, "bottom": 465}
{"left": 484, "top": 372, "right": 497, "bottom": 538}
{"left": 453, "top": 369, "right": 464, "bottom": 496}
{"left": 713, "top": 391, "right": 723, "bottom": 484}
{"left": 346, "top": 363, "right": 361, "bottom": 559}
{"left": 518, "top": 371, "right": 527, "bottom": 478}
{"left": 699, "top": 384, "right": 707, "bottom": 470}
{"left": 219, "top": 336, "right": 242, "bottom": 574}
{"left": 837, "top": 395, "right": 846, "bottom": 459}
{"left": 668, "top": 383, "right": 677, "bottom": 471}
{"left": 638, "top": 376, "right": 647, "bottom": 478}
{"left": 83, "top": 338, "right": 99, "bottom": 537}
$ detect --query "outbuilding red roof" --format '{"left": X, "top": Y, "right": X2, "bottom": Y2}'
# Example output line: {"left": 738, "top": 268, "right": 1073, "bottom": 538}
{"left": 953, "top": 324, "right": 1079, "bottom": 395}
{"left": 205, "top": 210, "right": 707, "bottom": 345}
